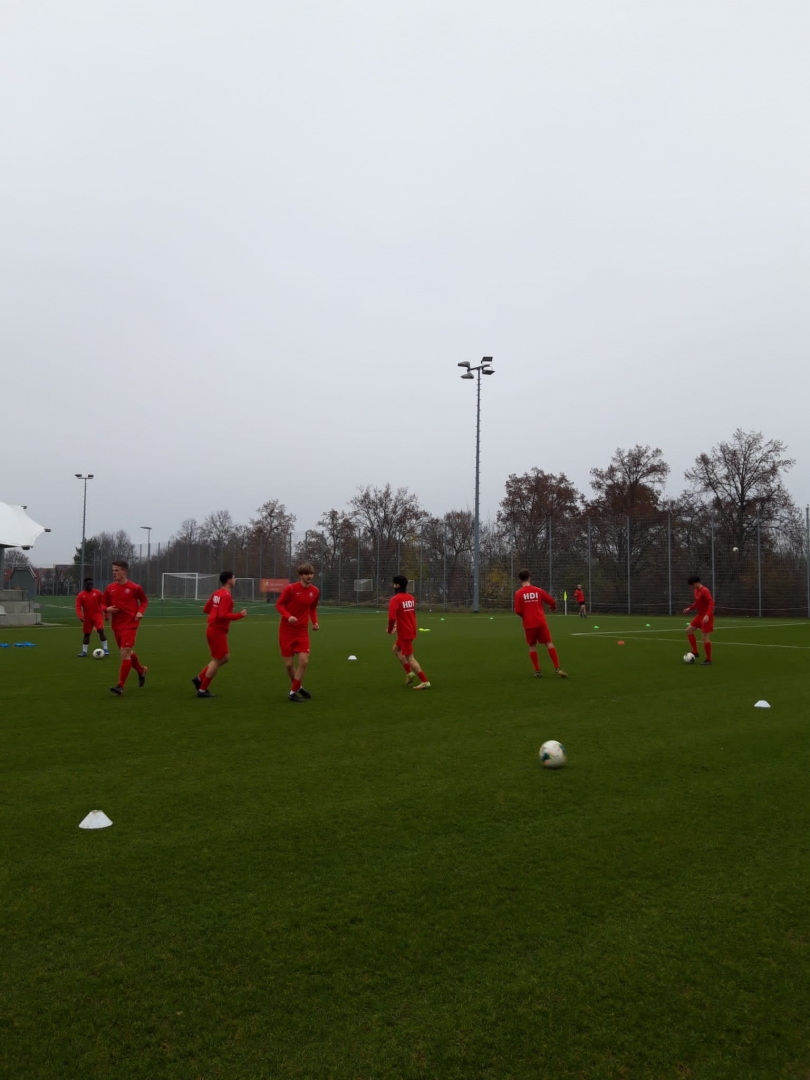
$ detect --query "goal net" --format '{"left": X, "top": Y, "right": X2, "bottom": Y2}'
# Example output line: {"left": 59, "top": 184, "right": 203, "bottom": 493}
{"left": 161, "top": 573, "right": 219, "bottom": 600}
{"left": 232, "top": 578, "right": 255, "bottom": 602}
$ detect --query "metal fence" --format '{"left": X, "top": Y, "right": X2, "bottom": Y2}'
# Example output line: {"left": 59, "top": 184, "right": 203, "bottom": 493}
{"left": 49, "top": 509, "right": 810, "bottom": 617}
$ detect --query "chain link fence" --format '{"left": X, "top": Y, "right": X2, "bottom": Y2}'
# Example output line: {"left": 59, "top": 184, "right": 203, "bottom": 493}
{"left": 44, "top": 509, "right": 810, "bottom": 617}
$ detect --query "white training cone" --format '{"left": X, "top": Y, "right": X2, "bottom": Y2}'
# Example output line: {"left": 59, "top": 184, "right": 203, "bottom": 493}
{"left": 754, "top": 700, "right": 771, "bottom": 709}
{"left": 348, "top": 655, "right": 357, "bottom": 661}
{"left": 79, "top": 810, "right": 113, "bottom": 829}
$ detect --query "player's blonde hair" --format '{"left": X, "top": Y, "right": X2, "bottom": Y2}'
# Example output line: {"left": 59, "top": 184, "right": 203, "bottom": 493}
{"left": 297, "top": 563, "right": 315, "bottom": 576}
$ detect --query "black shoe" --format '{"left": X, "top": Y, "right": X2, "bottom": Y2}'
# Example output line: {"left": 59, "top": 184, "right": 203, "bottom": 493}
{"left": 77, "top": 652, "right": 88, "bottom": 658}
{"left": 298, "top": 687, "right": 312, "bottom": 700}
{"left": 702, "top": 660, "right": 713, "bottom": 666}
{"left": 191, "top": 676, "right": 202, "bottom": 691}
{"left": 197, "top": 689, "right": 215, "bottom": 698}
{"left": 110, "top": 685, "right": 123, "bottom": 696}
{"left": 138, "top": 668, "right": 147, "bottom": 688}
{"left": 289, "top": 691, "right": 301, "bottom": 703}
{"left": 533, "top": 671, "right": 542, "bottom": 678}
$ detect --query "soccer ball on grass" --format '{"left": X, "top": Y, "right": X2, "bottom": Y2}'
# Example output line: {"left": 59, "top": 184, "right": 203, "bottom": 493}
{"left": 539, "top": 740, "right": 567, "bottom": 768}
{"left": 683, "top": 652, "right": 696, "bottom": 664}
{"left": 92, "top": 648, "right": 105, "bottom": 659}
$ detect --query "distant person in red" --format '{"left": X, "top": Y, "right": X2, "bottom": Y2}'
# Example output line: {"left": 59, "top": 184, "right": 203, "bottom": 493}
{"left": 276, "top": 563, "right": 320, "bottom": 702}
{"left": 75, "top": 577, "right": 109, "bottom": 657}
{"left": 514, "top": 569, "right": 568, "bottom": 678}
{"left": 684, "top": 575, "right": 714, "bottom": 665}
{"left": 387, "top": 574, "right": 430, "bottom": 689}
{"left": 574, "top": 584, "right": 586, "bottom": 618}
{"left": 102, "top": 560, "right": 149, "bottom": 696}
{"left": 192, "top": 570, "right": 247, "bottom": 698}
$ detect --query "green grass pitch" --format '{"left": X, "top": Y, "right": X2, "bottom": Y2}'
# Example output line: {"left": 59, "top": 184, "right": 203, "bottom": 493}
{"left": 2, "top": 605, "right": 809, "bottom": 1079}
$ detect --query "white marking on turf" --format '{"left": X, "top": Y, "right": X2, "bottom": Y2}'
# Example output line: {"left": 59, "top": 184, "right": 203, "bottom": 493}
{"left": 571, "top": 621, "right": 807, "bottom": 637}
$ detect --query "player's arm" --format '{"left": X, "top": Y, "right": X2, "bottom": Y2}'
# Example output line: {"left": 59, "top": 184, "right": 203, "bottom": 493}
{"left": 514, "top": 593, "right": 523, "bottom": 617}
{"left": 75, "top": 595, "right": 83, "bottom": 619}
{"left": 222, "top": 593, "right": 246, "bottom": 621}
{"left": 135, "top": 585, "right": 148, "bottom": 619}
{"left": 101, "top": 586, "right": 115, "bottom": 616}
{"left": 387, "top": 595, "right": 398, "bottom": 633}
{"left": 203, "top": 595, "right": 213, "bottom": 614}
{"left": 703, "top": 590, "right": 715, "bottom": 620}
{"left": 541, "top": 589, "right": 557, "bottom": 613}
{"left": 311, "top": 590, "right": 319, "bottom": 630}
{"left": 275, "top": 586, "right": 294, "bottom": 621}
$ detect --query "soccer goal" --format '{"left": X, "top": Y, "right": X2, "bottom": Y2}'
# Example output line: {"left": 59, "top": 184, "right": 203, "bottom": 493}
{"left": 353, "top": 579, "right": 374, "bottom": 592}
{"left": 231, "top": 578, "right": 255, "bottom": 602}
{"left": 161, "top": 573, "right": 219, "bottom": 600}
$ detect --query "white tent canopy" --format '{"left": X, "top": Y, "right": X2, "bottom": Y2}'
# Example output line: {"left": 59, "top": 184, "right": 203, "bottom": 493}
{"left": 0, "top": 503, "right": 47, "bottom": 549}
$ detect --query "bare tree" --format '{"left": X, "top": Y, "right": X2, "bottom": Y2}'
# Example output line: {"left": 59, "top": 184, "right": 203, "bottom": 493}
{"left": 684, "top": 429, "right": 797, "bottom": 551}
{"left": 200, "top": 510, "right": 235, "bottom": 562}
{"left": 4, "top": 548, "right": 31, "bottom": 569}
{"left": 497, "top": 469, "right": 583, "bottom": 562}
{"left": 250, "top": 499, "right": 296, "bottom": 540}
{"left": 349, "top": 484, "right": 425, "bottom": 548}
{"left": 316, "top": 509, "right": 356, "bottom": 567}
{"left": 589, "top": 446, "right": 670, "bottom": 516}
{"left": 172, "top": 518, "right": 200, "bottom": 545}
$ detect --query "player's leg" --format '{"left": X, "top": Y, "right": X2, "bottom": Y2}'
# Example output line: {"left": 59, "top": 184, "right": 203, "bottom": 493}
{"left": 78, "top": 629, "right": 91, "bottom": 657}
{"left": 528, "top": 646, "right": 541, "bottom": 675}
{"left": 294, "top": 650, "right": 312, "bottom": 697}
{"left": 544, "top": 635, "right": 568, "bottom": 678}
{"left": 409, "top": 649, "right": 430, "bottom": 688}
{"left": 96, "top": 623, "right": 109, "bottom": 654}
{"left": 687, "top": 620, "right": 699, "bottom": 659}
{"left": 701, "top": 630, "right": 713, "bottom": 665}
{"left": 112, "top": 640, "right": 133, "bottom": 694}
{"left": 283, "top": 652, "right": 301, "bottom": 700}
{"left": 393, "top": 640, "right": 415, "bottom": 683}
{"left": 199, "top": 655, "right": 227, "bottom": 695}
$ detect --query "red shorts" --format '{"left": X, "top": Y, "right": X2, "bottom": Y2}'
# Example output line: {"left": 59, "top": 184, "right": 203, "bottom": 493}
{"left": 82, "top": 617, "right": 104, "bottom": 634}
{"left": 690, "top": 615, "right": 714, "bottom": 633}
{"left": 207, "top": 626, "right": 230, "bottom": 660}
{"left": 524, "top": 623, "right": 552, "bottom": 647}
{"left": 396, "top": 638, "right": 414, "bottom": 657}
{"left": 279, "top": 631, "right": 310, "bottom": 658}
{"left": 113, "top": 622, "right": 139, "bottom": 649}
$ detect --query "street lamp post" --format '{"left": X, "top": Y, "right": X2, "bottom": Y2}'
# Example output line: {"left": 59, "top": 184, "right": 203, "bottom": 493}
{"left": 75, "top": 474, "right": 94, "bottom": 589}
{"left": 141, "top": 526, "right": 152, "bottom": 595}
{"left": 458, "top": 356, "right": 495, "bottom": 613}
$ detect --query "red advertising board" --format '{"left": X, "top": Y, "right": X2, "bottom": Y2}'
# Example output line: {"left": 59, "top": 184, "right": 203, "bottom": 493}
{"left": 260, "top": 578, "right": 289, "bottom": 595}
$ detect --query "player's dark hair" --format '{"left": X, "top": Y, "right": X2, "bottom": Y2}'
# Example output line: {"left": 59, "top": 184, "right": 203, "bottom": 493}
{"left": 518, "top": 569, "right": 531, "bottom": 582}
{"left": 219, "top": 571, "right": 234, "bottom": 585}
{"left": 112, "top": 559, "right": 128, "bottom": 571}
{"left": 392, "top": 574, "right": 408, "bottom": 592}
{"left": 84, "top": 578, "right": 93, "bottom": 586}
{"left": 297, "top": 563, "right": 315, "bottom": 576}
{"left": 687, "top": 575, "right": 701, "bottom": 585}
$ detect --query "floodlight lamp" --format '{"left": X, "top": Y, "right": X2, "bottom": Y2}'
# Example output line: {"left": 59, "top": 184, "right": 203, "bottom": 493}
{"left": 461, "top": 372, "right": 474, "bottom": 380}
{"left": 483, "top": 369, "right": 495, "bottom": 375}
{"left": 457, "top": 361, "right": 471, "bottom": 368}
{"left": 482, "top": 356, "right": 493, "bottom": 364}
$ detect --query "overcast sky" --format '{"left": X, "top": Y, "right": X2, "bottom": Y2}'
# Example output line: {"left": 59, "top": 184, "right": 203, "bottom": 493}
{"left": 2, "top": 0, "right": 808, "bottom": 563}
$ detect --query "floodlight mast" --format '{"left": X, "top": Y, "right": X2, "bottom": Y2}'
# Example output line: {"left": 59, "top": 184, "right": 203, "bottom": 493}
{"left": 75, "top": 474, "right": 94, "bottom": 589}
{"left": 141, "top": 526, "right": 152, "bottom": 595}
{"left": 458, "top": 357, "right": 495, "bottom": 613}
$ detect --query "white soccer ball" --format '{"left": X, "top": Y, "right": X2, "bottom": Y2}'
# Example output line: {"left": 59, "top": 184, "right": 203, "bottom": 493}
{"left": 732, "top": 546, "right": 739, "bottom": 552}
{"left": 683, "top": 652, "right": 696, "bottom": 664}
{"left": 539, "top": 740, "right": 567, "bottom": 768}
{"left": 92, "top": 648, "right": 105, "bottom": 659}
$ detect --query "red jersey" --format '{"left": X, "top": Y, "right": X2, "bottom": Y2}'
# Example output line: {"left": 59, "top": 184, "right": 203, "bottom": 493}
{"left": 101, "top": 579, "right": 148, "bottom": 629}
{"left": 76, "top": 588, "right": 105, "bottom": 621}
{"left": 574, "top": 588, "right": 585, "bottom": 604}
{"left": 514, "top": 584, "right": 556, "bottom": 627}
{"left": 387, "top": 591, "right": 417, "bottom": 640}
{"left": 687, "top": 585, "right": 714, "bottom": 619}
{"left": 203, "top": 588, "right": 246, "bottom": 632}
{"left": 276, "top": 582, "right": 320, "bottom": 627}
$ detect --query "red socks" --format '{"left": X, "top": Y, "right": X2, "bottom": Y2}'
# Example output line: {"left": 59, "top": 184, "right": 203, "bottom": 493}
{"left": 548, "top": 647, "right": 560, "bottom": 669}
{"left": 705, "top": 642, "right": 712, "bottom": 661}
{"left": 119, "top": 659, "right": 132, "bottom": 686}
{"left": 529, "top": 650, "right": 540, "bottom": 672}
{"left": 200, "top": 674, "right": 212, "bottom": 690}
{"left": 415, "top": 669, "right": 428, "bottom": 683}
{"left": 130, "top": 653, "right": 144, "bottom": 675}
{"left": 688, "top": 634, "right": 698, "bottom": 655}
{"left": 292, "top": 678, "right": 302, "bottom": 692}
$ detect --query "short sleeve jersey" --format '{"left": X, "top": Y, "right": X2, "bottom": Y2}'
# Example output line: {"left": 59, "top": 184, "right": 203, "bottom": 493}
{"left": 76, "top": 588, "right": 104, "bottom": 620}
{"left": 387, "top": 592, "right": 417, "bottom": 641}
{"left": 101, "top": 580, "right": 148, "bottom": 630}
{"left": 203, "top": 588, "right": 245, "bottom": 632}
{"left": 514, "top": 584, "right": 556, "bottom": 628}
{"left": 276, "top": 582, "right": 320, "bottom": 628}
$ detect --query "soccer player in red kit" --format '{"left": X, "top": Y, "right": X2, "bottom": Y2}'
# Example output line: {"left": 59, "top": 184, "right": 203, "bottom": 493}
{"left": 574, "top": 584, "right": 586, "bottom": 618}
{"left": 75, "top": 577, "right": 109, "bottom": 657}
{"left": 276, "top": 563, "right": 320, "bottom": 702}
{"left": 387, "top": 574, "right": 430, "bottom": 689}
{"left": 514, "top": 569, "right": 568, "bottom": 678}
{"left": 684, "top": 574, "right": 715, "bottom": 665}
{"left": 101, "top": 560, "right": 149, "bottom": 695}
{"left": 192, "top": 570, "right": 247, "bottom": 698}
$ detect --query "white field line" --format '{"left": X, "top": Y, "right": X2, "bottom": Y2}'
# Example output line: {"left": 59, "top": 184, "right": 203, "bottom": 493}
{"left": 571, "top": 621, "right": 807, "bottom": 637}
{"left": 608, "top": 635, "right": 810, "bottom": 651}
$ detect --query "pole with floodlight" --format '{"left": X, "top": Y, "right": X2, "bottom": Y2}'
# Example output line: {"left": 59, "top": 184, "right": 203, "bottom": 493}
{"left": 457, "top": 357, "right": 495, "bottom": 613}
{"left": 140, "top": 526, "right": 152, "bottom": 595}
{"left": 75, "top": 474, "right": 94, "bottom": 590}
